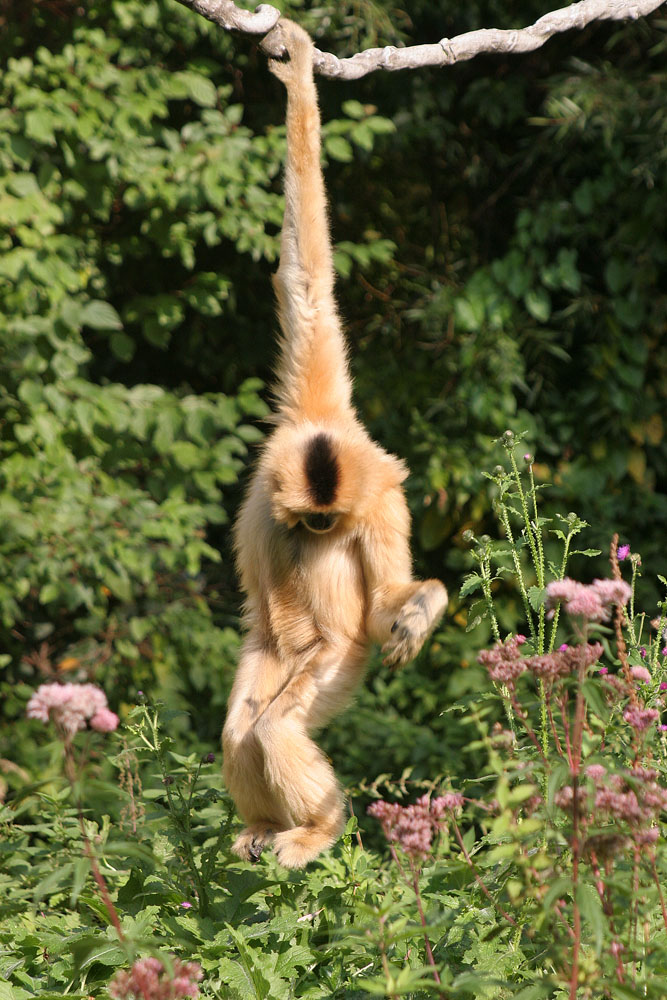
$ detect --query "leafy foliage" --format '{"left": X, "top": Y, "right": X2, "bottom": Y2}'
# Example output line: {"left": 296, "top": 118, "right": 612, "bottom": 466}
{"left": 1, "top": 0, "right": 667, "bottom": 997}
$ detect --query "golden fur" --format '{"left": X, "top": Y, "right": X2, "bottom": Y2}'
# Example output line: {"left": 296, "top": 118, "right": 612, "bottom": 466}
{"left": 222, "top": 20, "right": 448, "bottom": 869}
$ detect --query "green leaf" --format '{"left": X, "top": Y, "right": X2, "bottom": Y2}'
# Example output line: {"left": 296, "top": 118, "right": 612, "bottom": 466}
{"left": 527, "top": 586, "right": 546, "bottom": 611}
{"left": 524, "top": 288, "right": 551, "bottom": 322}
{"left": 81, "top": 300, "right": 123, "bottom": 330}
{"left": 177, "top": 70, "right": 217, "bottom": 107}
{"left": 324, "top": 136, "right": 353, "bottom": 162}
{"left": 110, "top": 331, "right": 135, "bottom": 361}
{"left": 459, "top": 574, "right": 483, "bottom": 599}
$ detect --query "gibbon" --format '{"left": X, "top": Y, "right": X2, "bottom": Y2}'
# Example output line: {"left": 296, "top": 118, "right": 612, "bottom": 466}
{"left": 222, "top": 19, "right": 448, "bottom": 869}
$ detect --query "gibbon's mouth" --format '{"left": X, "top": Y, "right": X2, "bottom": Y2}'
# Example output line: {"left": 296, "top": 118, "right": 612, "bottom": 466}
{"left": 301, "top": 512, "right": 339, "bottom": 534}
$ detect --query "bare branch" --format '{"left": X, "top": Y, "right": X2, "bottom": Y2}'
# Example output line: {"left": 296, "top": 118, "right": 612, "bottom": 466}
{"left": 174, "top": 0, "right": 280, "bottom": 34}
{"left": 173, "top": 0, "right": 665, "bottom": 78}
{"left": 312, "top": 0, "right": 666, "bottom": 79}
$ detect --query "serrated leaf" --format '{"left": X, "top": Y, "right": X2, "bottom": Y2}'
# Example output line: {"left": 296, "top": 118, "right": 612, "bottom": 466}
{"left": 527, "top": 586, "right": 546, "bottom": 611}
{"left": 459, "top": 574, "right": 483, "bottom": 599}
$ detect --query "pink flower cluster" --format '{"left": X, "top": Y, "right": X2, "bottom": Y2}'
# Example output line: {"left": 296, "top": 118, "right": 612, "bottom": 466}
{"left": 477, "top": 635, "right": 527, "bottom": 687}
{"left": 623, "top": 706, "right": 660, "bottom": 731}
{"left": 26, "top": 682, "right": 119, "bottom": 736}
{"left": 368, "top": 793, "right": 464, "bottom": 858}
{"left": 109, "top": 957, "right": 203, "bottom": 1000}
{"left": 555, "top": 765, "right": 667, "bottom": 847}
{"left": 523, "top": 642, "right": 604, "bottom": 683}
{"left": 478, "top": 636, "right": 604, "bottom": 688}
{"left": 545, "top": 577, "right": 632, "bottom": 622}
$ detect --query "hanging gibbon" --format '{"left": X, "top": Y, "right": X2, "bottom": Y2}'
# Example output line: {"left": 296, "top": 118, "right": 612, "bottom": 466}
{"left": 222, "top": 19, "right": 448, "bottom": 869}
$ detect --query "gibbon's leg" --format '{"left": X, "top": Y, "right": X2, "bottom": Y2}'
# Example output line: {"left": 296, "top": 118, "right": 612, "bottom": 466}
{"left": 252, "top": 665, "right": 346, "bottom": 869}
{"left": 222, "top": 639, "right": 293, "bottom": 861}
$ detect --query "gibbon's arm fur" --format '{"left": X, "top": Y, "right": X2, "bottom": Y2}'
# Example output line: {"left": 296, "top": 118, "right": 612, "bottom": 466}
{"left": 222, "top": 19, "right": 448, "bottom": 870}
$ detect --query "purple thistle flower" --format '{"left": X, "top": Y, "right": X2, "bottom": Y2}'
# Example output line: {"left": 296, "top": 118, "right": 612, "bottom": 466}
{"left": 660, "top": 683, "right": 667, "bottom": 691}
{"left": 617, "top": 544, "right": 630, "bottom": 561}
{"left": 598, "top": 667, "right": 608, "bottom": 675}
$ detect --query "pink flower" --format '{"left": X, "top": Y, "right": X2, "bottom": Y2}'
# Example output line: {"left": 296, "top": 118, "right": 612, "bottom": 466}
{"left": 90, "top": 707, "right": 120, "bottom": 732}
{"left": 181, "top": 902, "right": 192, "bottom": 909}
{"left": 26, "top": 682, "right": 117, "bottom": 736}
{"left": 109, "top": 957, "right": 203, "bottom": 1000}
{"left": 623, "top": 706, "right": 659, "bottom": 732}
{"left": 617, "top": 544, "right": 630, "bottom": 561}
{"left": 368, "top": 793, "right": 461, "bottom": 859}
{"left": 630, "top": 666, "right": 652, "bottom": 684}
{"left": 598, "top": 667, "right": 609, "bottom": 675}
{"left": 545, "top": 577, "right": 631, "bottom": 623}
{"left": 524, "top": 643, "right": 603, "bottom": 683}
{"left": 478, "top": 635, "right": 527, "bottom": 687}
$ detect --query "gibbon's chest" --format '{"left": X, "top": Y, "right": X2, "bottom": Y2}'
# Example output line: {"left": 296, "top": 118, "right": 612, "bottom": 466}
{"left": 266, "top": 528, "right": 366, "bottom": 654}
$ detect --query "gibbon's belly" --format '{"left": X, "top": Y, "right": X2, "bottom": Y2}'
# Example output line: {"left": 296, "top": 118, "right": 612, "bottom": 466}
{"left": 267, "top": 532, "right": 367, "bottom": 664}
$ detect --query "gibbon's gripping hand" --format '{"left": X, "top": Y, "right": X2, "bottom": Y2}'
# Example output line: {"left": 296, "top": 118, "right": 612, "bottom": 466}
{"left": 381, "top": 582, "right": 448, "bottom": 670}
{"left": 262, "top": 18, "right": 314, "bottom": 86}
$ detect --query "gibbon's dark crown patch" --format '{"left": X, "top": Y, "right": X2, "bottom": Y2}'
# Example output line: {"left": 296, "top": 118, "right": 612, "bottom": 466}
{"left": 304, "top": 433, "right": 339, "bottom": 507}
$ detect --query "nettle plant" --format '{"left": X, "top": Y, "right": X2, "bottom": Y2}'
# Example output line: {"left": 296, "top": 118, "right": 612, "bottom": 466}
{"left": 367, "top": 432, "right": 667, "bottom": 998}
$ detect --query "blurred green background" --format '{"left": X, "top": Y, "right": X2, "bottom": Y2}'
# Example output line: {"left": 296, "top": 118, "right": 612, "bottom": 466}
{"left": 1, "top": 0, "right": 665, "bottom": 793}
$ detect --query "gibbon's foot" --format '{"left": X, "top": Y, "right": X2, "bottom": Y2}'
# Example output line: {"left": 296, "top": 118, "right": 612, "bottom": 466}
{"left": 273, "top": 825, "right": 338, "bottom": 869}
{"left": 382, "top": 586, "right": 446, "bottom": 669}
{"left": 231, "top": 823, "right": 277, "bottom": 863}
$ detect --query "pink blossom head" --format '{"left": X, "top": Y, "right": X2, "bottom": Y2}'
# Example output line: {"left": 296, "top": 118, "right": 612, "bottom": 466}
{"left": 546, "top": 577, "right": 631, "bottom": 623}
{"left": 26, "top": 682, "right": 117, "bottom": 736}
{"left": 368, "top": 793, "right": 460, "bottom": 859}
{"left": 109, "top": 957, "right": 203, "bottom": 999}
{"left": 630, "top": 665, "right": 651, "bottom": 685}
{"left": 623, "top": 706, "right": 659, "bottom": 732}
{"left": 617, "top": 544, "right": 630, "bottom": 561}
{"left": 90, "top": 707, "right": 120, "bottom": 732}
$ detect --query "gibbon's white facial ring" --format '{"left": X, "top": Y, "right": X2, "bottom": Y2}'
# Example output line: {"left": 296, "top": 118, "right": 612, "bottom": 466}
{"left": 301, "top": 512, "right": 339, "bottom": 534}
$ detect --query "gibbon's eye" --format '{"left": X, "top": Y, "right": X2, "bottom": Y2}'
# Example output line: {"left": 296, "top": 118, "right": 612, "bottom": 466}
{"left": 301, "top": 512, "right": 339, "bottom": 534}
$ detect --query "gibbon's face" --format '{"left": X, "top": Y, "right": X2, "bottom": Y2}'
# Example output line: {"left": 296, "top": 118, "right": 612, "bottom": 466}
{"left": 300, "top": 511, "right": 340, "bottom": 534}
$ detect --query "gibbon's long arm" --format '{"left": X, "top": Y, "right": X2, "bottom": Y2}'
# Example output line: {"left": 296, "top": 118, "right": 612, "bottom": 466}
{"left": 264, "top": 22, "right": 354, "bottom": 424}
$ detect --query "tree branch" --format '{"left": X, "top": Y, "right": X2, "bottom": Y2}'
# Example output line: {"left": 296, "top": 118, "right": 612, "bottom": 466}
{"left": 174, "top": 0, "right": 665, "bottom": 79}
{"left": 174, "top": 0, "right": 280, "bottom": 34}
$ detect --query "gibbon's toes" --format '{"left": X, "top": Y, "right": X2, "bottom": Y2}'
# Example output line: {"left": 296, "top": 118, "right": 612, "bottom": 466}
{"left": 263, "top": 19, "right": 313, "bottom": 83}
{"left": 273, "top": 826, "right": 337, "bottom": 869}
{"left": 231, "top": 824, "right": 277, "bottom": 863}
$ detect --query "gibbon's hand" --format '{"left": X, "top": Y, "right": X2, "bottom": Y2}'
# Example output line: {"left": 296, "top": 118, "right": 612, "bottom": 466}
{"left": 263, "top": 19, "right": 314, "bottom": 86}
{"left": 381, "top": 594, "right": 433, "bottom": 669}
